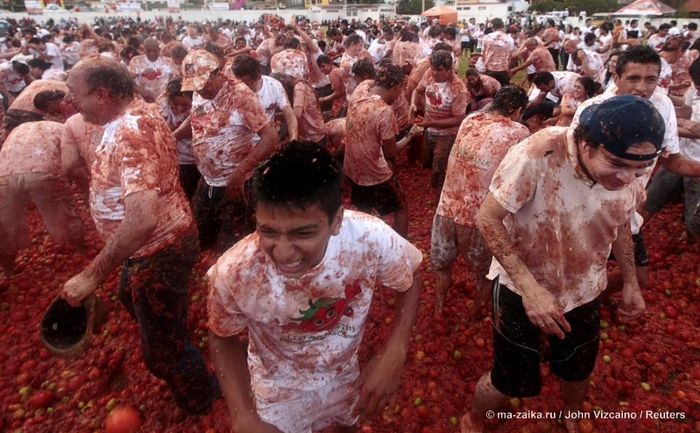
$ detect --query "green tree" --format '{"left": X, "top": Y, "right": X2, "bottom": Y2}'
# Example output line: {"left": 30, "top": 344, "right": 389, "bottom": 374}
{"left": 3, "top": 0, "right": 26, "bottom": 12}
{"left": 397, "top": 0, "right": 434, "bottom": 15}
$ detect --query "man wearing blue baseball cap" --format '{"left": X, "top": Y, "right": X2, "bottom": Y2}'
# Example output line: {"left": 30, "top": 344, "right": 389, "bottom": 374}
{"left": 460, "top": 95, "right": 663, "bottom": 433}
{"left": 571, "top": 45, "right": 700, "bottom": 303}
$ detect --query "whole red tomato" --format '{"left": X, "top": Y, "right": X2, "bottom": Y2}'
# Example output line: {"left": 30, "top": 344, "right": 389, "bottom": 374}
{"left": 105, "top": 405, "right": 142, "bottom": 433}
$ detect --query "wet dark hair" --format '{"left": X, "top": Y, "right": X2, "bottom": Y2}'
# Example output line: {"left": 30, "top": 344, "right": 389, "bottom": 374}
{"left": 491, "top": 18, "right": 504, "bottom": 30}
{"left": 616, "top": 45, "right": 660, "bottom": 77}
{"left": 27, "top": 58, "right": 51, "bottom": 71}
{"left": 532, "top": 71, "right": 554, "bottom": 86}
{"left": 351, "top": 58, "right": 375, "bottom": 79}
{"left": 284, "top": 37, "right": 300, "bottom": 49}
{"left": 232, "top": 54, "right": 262, "bottom": 81}
{"left": 83, "top": 59, "right": 136, "bottom": 101}
{"left": 127, "top": 35, "right": 142, "bottom": 49}
{"left": 316, "top": 54, "right": 332, "bottom": 67}
{"left": 12, "top": 61, "right": 29, "bottom": 75}
{"left": 203, "top": 42, "right": 226, "bottom": 59}
{"left": 171, "top": 45, "right": 188, "bottom": 61}
{"left": 166, "top": 76, "right": 192, "bottom": 100}
{"left": 432, "top": 42, "right": 453, "bottom": 53}
{"left": 429, "top": 50, "right": 453, "bottom": 69}
{"left": 120, "top": 46, "right": 139, "bottom": 61}
{"left": 344, "top": 34, "right": 362, "bottom": 48}
{"left": 490, "top": 85, "right": 528, "bottom": 116}
{"left": 97, "top": 42, "right": 115, "bottom": 53}
{"left": 577, "top": 76, "right": 599, "bottom": 98}
{"left": 573, "top": 123, "right": 599, "bottom": 149}
{"left": 442, "top": 27, "right": 457, "bottom": 39}
{"left": 584, "top": 33, "right": 596, "bottom": 43}
{"left": 33, "top": 89, "right": 66, "bottom": 111}
{"left": 253, "top": 140, "right": 343, "bottom": 222}
{"left": 428, "top": 25, "right": 443, "bottom": 38}
{"left": 374, "top": 63, "right": 404, "bottom": 89}
{"left": 465, "top": 67, "right": 479, "bottom": 78}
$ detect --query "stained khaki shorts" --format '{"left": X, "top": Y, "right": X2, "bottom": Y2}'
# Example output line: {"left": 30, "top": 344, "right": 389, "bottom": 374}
{"left": 430, "top": 213, "right": 491, "bottom": 275}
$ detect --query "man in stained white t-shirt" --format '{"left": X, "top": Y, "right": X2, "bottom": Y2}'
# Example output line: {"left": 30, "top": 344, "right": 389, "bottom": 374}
{"left": 637, "top": 57, "right": 700, "bottom": 272}
{"left": 461, "top": 94, "right": 663, "bottom": 433}
{"left": 232, "top": 53, "right": 298, "bottom": 142}
{"left": 572, "top": 45, "right": 700, "bottom": 297}
{"left": 208, "top": 141, "right": 422, "bottom": 433}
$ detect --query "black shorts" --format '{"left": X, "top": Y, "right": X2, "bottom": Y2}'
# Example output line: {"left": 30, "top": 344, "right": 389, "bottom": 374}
{"left": 349, "top": 174, "right": 404, "bottom": 216}
{"left": 191, "top": 179, "right": 255, "bottom": 252}
{"left": 608, "top": 233, "right": 649, "bottom": 267}
{"left": 490, "top": 283, "right": 600, "bottom": 398}
{"left": 461, "top": 41, "right": 470, "bottom": 50}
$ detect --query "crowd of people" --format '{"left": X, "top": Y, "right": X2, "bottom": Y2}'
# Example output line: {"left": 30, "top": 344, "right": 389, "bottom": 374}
{"left": 0, "top": 11, "right": 699, "bottom": 433}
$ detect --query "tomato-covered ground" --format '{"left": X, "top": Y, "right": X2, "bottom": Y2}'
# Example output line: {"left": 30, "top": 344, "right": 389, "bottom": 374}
{"left": 1, "top": 155, "right": 699, "bottom": 433}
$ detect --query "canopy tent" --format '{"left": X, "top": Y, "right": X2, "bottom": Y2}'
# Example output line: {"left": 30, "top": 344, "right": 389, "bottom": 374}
{"left": 421, "top": 5, "right": 458, "bottom": 25}
{"left": 612, "top": 0, "right": 677, "bottom": 16}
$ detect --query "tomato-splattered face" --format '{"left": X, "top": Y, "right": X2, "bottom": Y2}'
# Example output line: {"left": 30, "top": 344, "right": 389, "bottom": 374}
{"left": 144, "top": 43, "right": 160, "bottom": 62}
{"left": 168, "top": 95, "right": 191, "bottom": 117}
{"left": 256, "top": 204, "right": 343, "bottom": 279}
{"left": 431, "top": 65, "right": 450, "bottom": 84}
{"left": 581, "top": 142, "right": 657, "bottom": 191}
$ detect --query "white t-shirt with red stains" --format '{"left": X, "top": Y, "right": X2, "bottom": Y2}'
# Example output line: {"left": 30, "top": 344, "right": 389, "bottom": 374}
{"left": 129, "top": 55, "right": 178, "bottom": 102}
{"left": 156, "top": 95, "right": 195, "bottom": 165}
{"left": 256, "top": 75, "right": 291, "bottom": 121}
{"left": 190, "top": 80, "right": 270, "bottom": 187}
{"left": 486, "top": 127, "right": 646, "bottom": 313}
{"left": 252, "top": 76, "right": 291, "bottom": 144}
{"left": 420, "top": 71, "right": 469, "bottom": 136}
{"left": 270, "top": 49, "right": 308, "bottom": 80}
{"left": 0, "top": 61, "right": 27, "bottom": 93}
{"left": 208, "top": 210, "right": 422, "bottom": 399}
{"left": 481, "top": 31, "right": 515, "bottom": 72}
{"left": 681, "top": 87, "right": 700, "bottom": 162}
{"left": 90, "top": 99, "right": 194, "bottom": 258}
{"left": 571, "top": 84, "right": 680, "bottom": 235}
{"left": 343, "top": 89, "right": 398, "bottom": 186}
{"left": 436, "top": 112, "right": 530, "bottom": 227}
